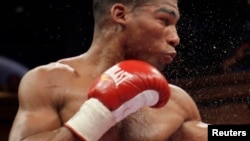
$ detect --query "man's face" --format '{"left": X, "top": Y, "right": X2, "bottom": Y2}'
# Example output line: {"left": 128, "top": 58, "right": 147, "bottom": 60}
{"left": 123, "top": 0, "right": 180, "bottom": 70}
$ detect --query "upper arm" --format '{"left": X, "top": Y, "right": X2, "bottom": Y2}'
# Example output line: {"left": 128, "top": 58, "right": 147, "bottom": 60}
{"left": 168, "top": 84, "right": 208, "bottom": 141}
{"left": 169, "top": 84, "right": 201, "bottom": 120}
{"left": 9, "top": 67, "right": 62, "bottom": 141}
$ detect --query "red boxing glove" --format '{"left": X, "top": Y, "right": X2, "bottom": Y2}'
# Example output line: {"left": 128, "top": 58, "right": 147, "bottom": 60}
{"left": 65, "top": 60, "right": 170, "bottom": 141}
{"left": 89, "top": 60, "right": 170, "bottom": 109}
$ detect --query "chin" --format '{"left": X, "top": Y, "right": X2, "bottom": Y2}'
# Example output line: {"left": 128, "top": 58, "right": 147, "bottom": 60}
{"left": 156, "top": 62, "right": 168, "bottom": 72}
{"left": 150, "top": 62, "right": 164, "bottom": 71}
{"left": 158, "top": 66, "right": 165, "bottom": 72}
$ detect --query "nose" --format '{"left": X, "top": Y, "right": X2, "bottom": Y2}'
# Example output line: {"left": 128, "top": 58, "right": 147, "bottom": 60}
{"left": 166, "top": 26, "right": 180, "bottom": 47}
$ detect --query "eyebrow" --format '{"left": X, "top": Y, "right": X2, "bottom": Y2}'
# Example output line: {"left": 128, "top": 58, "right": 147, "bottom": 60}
{"left": 154, "top": 7, "right": 179, "bottom": 19}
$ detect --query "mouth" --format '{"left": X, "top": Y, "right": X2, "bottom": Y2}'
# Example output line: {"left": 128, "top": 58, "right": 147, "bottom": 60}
{"left": 164, "top": 55, "right": 174, "bottom": 64}
{"left": 161, "top": 53, "right": 176, "bottom": 64}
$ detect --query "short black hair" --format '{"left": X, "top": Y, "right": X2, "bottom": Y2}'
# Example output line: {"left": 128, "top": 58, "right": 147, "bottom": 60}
{"left": 92, "top": 0, "right": 150, "bottom": 24}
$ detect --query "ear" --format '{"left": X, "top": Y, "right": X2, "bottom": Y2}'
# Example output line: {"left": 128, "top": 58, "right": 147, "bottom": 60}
{"left": 110, "top": 4, "right": 128, "bottom": 25}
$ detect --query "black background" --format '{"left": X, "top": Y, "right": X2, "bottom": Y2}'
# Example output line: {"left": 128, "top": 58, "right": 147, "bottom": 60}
{"left": 0, "top": 0, "right": 249, "bottom": 79}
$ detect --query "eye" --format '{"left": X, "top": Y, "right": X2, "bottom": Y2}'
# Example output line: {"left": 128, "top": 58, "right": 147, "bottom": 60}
{"left": 160, "top": 18, "right": 170, "bottom": 26}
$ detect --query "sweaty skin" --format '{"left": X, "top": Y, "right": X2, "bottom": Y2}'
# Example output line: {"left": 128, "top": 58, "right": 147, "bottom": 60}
{"left": 9, "top": 0, "right": 208, "bottom": 141}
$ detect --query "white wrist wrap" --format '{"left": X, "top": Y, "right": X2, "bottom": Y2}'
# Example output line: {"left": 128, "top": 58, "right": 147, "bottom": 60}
{"left": 64, "top": 98, "right": 116, "bottom": 141}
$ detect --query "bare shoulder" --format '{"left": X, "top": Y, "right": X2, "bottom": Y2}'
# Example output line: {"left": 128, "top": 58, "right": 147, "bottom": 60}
{"left": 26, "top": 61, "right": 76, "bottom": 79}
{"left": 18, "top": 62, "right": 77, "bottom": 105}
{"left": 20, "top": 62, "right": 76, "bottom": 88}
{"left": 168, "top": 84, "right": 201, "bottom": 120}
{"left": 9, "top": 62, "right": 80, "bottom": 141}
{"left": 168, "top": 84, "right": 195, "bottom": 104}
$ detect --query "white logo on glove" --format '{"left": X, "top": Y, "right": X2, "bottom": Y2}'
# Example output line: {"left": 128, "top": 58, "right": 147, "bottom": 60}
{"left": 105, "top": 65, "right": 133, "bottom": 87}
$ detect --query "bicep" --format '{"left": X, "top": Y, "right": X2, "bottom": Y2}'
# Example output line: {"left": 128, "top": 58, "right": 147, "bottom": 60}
{"left": 10, "top": 107, "right": 61, "bottom": 140}
{"left": 9, "top": 71, "right": 61, "bottom": 140}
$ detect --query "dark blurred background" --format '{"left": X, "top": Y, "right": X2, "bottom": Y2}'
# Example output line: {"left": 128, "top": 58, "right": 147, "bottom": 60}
{"left": 0, "top": 0, "right": 250, "bottom": 79}
{"left": 0, "top": 0, "right": 250, "bottom": 140}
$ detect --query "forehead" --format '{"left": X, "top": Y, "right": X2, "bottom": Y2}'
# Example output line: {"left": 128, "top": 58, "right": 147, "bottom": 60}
{"left": 134, "top": 0, "right": 180, "bottom": 19}
{"left": 146, "top": 0, "right": 178, "bottom": 7}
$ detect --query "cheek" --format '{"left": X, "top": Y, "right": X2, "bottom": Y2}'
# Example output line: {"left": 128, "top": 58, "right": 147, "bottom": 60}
{"left": 143, "top": 26, "right": 166, "bottom": 47}
{"left": 143, "top": 32, "right": 166, "bottom": 52}
{"left": 125, "top": 21, "right": 166, "bottom": 53}
{"left": 132, "top": 32, "right": 165, "bottom": 55}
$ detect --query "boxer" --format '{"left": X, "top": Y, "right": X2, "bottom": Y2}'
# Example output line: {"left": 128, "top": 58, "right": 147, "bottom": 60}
{"left": 9, "top": 0, "right": 208, "bottom": 140}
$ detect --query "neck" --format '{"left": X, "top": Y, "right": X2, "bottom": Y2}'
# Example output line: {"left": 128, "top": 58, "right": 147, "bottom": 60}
{"left": 85, "top": 31, "right": 125, "bottom": 71}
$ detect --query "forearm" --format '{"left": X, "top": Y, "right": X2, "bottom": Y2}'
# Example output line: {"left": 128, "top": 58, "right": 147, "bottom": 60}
{"left": 169, "top": 121, "right": 208, "bottom": 141}
{"left": 21, "top": 127, "right": 81, "bottom": 141}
